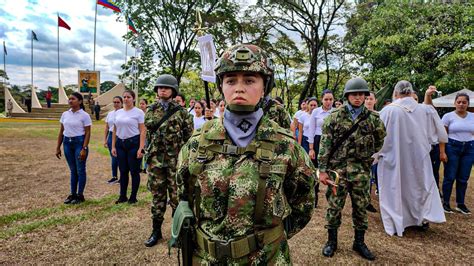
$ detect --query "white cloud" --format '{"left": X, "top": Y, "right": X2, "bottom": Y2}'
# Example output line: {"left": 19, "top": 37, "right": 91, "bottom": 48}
{"left": 0, "top": 0, "right": 135, "bottom": 91}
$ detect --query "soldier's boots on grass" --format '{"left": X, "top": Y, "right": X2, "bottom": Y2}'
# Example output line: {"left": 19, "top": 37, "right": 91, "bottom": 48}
{"left": 352, "top": 230, "right": 376, "bottom": 261}
{"left": 144, "top": 219, "right": 163, "bottom": 247}
{"left": 322, "top": 229, "right": 337, "bottom": 257}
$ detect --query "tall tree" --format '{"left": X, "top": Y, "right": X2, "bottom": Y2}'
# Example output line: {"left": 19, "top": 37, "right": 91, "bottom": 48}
{"left": 346, "top": 2, "right": 473, "bottom": 95}
{"left": 117, "top": 0, "right": 238, "bottom": 85}
{"left": 257, "top": 0, "right": 347, "bottom": 103}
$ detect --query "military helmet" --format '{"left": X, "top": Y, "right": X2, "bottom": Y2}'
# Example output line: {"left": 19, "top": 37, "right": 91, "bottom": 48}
{"left": 154, "top": 74, "right": 179, "bottom": 97}
{"left": 343, "top": 77, "right": 370, "bottom": 97}
{"left": 214, "top": 44, "right": 275, "bottom": 96}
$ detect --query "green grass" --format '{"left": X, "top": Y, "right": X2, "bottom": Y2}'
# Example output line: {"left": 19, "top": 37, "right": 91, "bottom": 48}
{"left": 0, "top": 186, "right": 150, "bottom": 240}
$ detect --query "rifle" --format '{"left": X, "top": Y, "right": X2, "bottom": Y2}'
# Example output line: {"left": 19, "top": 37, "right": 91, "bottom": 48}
{"left": 169, "top": 201, "right": 195, "bottom": 266}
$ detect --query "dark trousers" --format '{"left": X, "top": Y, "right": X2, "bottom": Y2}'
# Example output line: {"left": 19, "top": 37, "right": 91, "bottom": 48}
{"left": 46, "top": 99, "right": 51, "bottom": 108}
{"left": 116, "top": 135, "right": 142, "bottom": 200}
{"left": 430, "top": 144, "right": 441, "bottom": 188}
{"left": 63, "top": 135, "right": 88, "bottom": 195}
{"left": 95, "top": 112, "right": 100, "bottom": 121}
{"left": 442, "top": 139, "right": 474, "bottom": 205}
{"left": 107, "top": 133, "right": 118, "bottom": 178}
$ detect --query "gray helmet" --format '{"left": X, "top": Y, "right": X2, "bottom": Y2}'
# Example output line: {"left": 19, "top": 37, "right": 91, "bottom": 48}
{"left": 154, "top": 74, "right": 179, "bottom": 97}
{"left": 343, "top": 77, "right": 370, "bottom": 97}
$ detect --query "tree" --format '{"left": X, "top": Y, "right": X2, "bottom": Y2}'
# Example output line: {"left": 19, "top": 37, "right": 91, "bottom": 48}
{"left": 100, "top": 81, "right": 117, "bottom": 93}
{"left": 346, "top": 2, "right": 473, "bottom": 96}
{"left": 258, "top": 0, "right": 348, "bottom": 103}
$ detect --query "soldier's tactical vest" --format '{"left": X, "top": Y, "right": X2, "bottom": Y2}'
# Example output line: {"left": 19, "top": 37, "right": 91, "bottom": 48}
{"left": 187, "top": 120, "right": 290, "bottom": 260}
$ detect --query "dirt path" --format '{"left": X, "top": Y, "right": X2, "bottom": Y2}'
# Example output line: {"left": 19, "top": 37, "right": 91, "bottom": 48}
{"left": 1, "top": 120, "right": 473, "bottom": 264}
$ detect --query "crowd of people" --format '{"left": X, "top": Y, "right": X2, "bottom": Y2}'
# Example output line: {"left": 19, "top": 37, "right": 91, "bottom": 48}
{"left": 53, "top": 43, "right": 473, "bottom": 263}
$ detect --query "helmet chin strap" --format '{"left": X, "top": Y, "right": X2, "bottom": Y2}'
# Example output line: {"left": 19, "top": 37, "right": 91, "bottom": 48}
{"left": 227, "top": 97, "right": 264, "bottom": 115}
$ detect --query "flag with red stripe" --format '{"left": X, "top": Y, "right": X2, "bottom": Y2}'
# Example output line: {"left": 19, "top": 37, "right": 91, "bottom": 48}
{"left": 58, "top": 16, "right": 71, "bottom": 30}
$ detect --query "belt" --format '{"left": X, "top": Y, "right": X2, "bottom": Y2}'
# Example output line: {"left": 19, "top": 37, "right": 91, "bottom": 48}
{"left": 196, "top": 224, "right": 284, "bottom": 260}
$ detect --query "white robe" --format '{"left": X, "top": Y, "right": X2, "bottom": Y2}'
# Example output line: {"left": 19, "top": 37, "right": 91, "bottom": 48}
{"left": 378, "top": 97, "right": 446, "bottom": 236}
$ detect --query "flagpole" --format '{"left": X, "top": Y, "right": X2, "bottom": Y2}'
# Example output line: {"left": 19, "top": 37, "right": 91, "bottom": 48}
{"left": 3, "top": 41, "right": 5, "bottom": 84}
{"left": 93, "top": 1, "right": 98, "bottom": 71}
{"left": 57, "top": 14, "right": 60, "bottom": 88}
{"left": 31, "top": 32, "right": 33, "bottom": 94}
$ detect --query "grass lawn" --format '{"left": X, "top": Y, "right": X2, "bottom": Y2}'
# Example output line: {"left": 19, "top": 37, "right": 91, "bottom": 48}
{"left": 0, "top": 118, "right": 472, "bottom": 264}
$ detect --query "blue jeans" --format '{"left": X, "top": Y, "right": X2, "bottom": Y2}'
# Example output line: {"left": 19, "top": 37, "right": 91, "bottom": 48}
{"left": 63, "top": 135, "right": 88, "bottom": 195}
{"left": 107, "top": 132, "right": 118, "bottom": 178}
{"left": 116, "top": 135, "right": 142, "bottom": 200}
{"left": 301, "top": 135, "right": 310, "bottom": 153}
{"left": 430, "top": 144, "right": 441, "bottom": 188}
{"left": 442, "top": 139, "right": 474, "bottom": 205}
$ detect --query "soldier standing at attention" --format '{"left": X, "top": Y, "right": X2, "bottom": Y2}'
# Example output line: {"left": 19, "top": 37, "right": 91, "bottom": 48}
{"left": 144, "top": 74, "right": 194, "bottom": 247}
{"left": 318, "top": 78, "right": 386, "bottom": 260}
{"left": 175, "top": 44, "right": 315, "bottom": 264}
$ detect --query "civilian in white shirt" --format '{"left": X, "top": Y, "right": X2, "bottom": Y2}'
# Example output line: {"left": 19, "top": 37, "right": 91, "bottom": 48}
{"left": 56, "top": 92, "right": 92, "bottom": 205}
{"left": 103, "top": 96, "right": 123, "bottom": 184}
{"left": 291, "top": 100, "right": 307, "bottom": 139}
{"left": 441, "top": 93, "right": 474, "bottom": 215}
{"left": 308, "top": 90, "right": 335, "bottom": 167}
{"left": 217, "top": 99, "right": 226, "bottom": 117}
{"left": 297, "top": 97, "right": 318, "bottom": 153}
{"left": 193, "top": 100, "right": 206, "bottom": 130}
{"left": 111, "top": 90, "right": 146, "bottom": 204}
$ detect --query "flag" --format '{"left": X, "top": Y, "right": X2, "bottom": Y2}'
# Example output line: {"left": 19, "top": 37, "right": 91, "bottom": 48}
{"left": 128, "top": 17, "right": 138, "bottom": 34}
{"left": 58, "top": 16, "right": 71, "bottom": 30}
{"left": 32, "top": 31, "right": 38, "bottom": 41}
{"left": 3, "top": 41, "right": 6, "bottom": 55}
{"left": 97, "top": 0, "right": 121, "bottom": 12}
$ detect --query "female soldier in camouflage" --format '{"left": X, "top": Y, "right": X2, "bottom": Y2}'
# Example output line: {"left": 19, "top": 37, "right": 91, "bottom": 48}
{"left": 175, "top": 44, "right": 316, "bottom": 264}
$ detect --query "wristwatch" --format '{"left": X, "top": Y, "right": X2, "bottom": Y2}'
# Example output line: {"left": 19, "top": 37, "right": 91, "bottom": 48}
{"left": 82, "top": 147, "right": 88, "bottom": 150}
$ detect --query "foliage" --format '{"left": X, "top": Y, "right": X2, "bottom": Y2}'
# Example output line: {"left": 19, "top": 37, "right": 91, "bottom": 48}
{"left": 346, "top": 2, "right": 473, "bottom": 97}
{"left": 100, "top": 81, "right": 117, "bottom": 93}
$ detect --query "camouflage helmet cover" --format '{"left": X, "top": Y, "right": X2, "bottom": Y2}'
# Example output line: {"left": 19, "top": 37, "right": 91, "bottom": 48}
{"left": 214, "top": 44, "right": 275, "bottom": 95}
{"left": 154, "top": 74, "right": 179, "bottom": 97}
{"left": 343, "top": 77, "right": 370, "bottom": 97}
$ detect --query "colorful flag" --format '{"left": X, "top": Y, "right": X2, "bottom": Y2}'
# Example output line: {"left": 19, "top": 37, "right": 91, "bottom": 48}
{"left": 58, "top": 16, "right": 71, "bottom": 30}
{"left": 97, "top": 0, "right": 121, "bottom": 12}
{"left": 3, "top": 41, "right": 6, "bottom": 55}
{"left": 31, "top": 31, "right": 38, "bottom": 41}
{"left": 128, "top": 17, "right": 138, "bottom": 34}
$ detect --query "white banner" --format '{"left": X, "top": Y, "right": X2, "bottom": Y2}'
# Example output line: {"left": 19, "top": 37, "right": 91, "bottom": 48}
{"left": 197, "top": 34, "right": 217, "bottom": 83}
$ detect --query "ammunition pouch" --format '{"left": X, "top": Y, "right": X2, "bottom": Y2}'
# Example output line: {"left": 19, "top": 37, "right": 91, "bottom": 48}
{"left": 196, "top": 224, "right": 284, "bottom": 260}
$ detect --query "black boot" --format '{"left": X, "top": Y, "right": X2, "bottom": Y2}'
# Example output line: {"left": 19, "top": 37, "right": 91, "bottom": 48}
{"left": 322, "top": 229, "right": 337, "bottom": 257}
{"left": 144, "top": 219, "right": 163, "bottom": 247}
{"left": 353, "top": 230, "right": 375, "bottom": 261}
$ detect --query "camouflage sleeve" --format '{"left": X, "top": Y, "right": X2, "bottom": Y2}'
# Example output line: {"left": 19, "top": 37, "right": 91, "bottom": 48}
{"left": 144, "top": 105, "right": 158, "bottom": 130}
{"left": 279, "top": 106, "right": 292, "bottom": 129}
{"left": 372, "top": 114, "right": 386, "bottom": 153}
{"left": 283, "top": 141, "right": 316, "bottom": 239}
{"left": 317, "top": 115, "right": 334, "bottom": 172}
{"left": 176, "top": 137, "right": 192, "bottom": 201}
{"left": 182, "top": 110, "right": 194, "bottom": 143}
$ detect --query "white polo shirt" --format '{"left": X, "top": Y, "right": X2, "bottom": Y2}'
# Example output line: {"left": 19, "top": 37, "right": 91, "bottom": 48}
{"left": 193, "top": 116, "right": 206, "bottom": 130}
{"left": 60, "top": 109, "right": 92, "bottom": 137}
{"left": 114, "top": 107, "right": 145, "bottom": 139}
{"left": 105, "top": 109, "right": 119, "bottom": 132}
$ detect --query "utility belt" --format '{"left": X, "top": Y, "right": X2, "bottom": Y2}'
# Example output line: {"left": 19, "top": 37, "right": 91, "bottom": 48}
{"left": 196, "top": 224, "right": 284, "bottom": 260}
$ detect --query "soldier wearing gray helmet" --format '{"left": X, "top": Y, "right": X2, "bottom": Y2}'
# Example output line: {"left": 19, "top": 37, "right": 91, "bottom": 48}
{"left": 143, "top": 74, "right": 194, "bottom": 247}
{"left": 318, "top": 77, "right": 386, "bottom": 260}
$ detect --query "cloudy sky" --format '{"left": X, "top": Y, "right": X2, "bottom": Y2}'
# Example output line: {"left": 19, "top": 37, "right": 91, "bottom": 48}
{"left": 1, "top": 0, "right": 130, "bottom": 91}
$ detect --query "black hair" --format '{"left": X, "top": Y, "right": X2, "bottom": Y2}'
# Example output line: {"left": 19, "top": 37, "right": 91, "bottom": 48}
{"left": 455, "top": 93, "right": 470, "bottom": 104}
{"left": 194, "top": 101, "right": 204, "bottom": 116}
{"left": 113, "top": 96, "right": 123, "bottom": 104}
{"left": 140, "top": 98, "right": 148, "bottom": 105}
{"left": 321, "top": 89, "right": 334, "bottom": 97}
{"left": 176, "top": 93, "right": 185, "bottom": 102}
{"left": 123, "top": 90, "right": 135, "bottom": 99}
{"left": 71, "top": 92, "right": 85, "bottom": 110}
{"left": 307, "top": 97, "right": 318, "bottom": 104}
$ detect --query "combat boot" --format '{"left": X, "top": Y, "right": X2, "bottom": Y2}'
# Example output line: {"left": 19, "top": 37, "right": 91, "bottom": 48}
{"left": 144, "top": 219, "right": 163, "bottom": 247}
{"left": 322, "top": 229, "right": 337, "bottom": 257}
{"left": 352, "top": 230, "right": 375, "bottom": 261}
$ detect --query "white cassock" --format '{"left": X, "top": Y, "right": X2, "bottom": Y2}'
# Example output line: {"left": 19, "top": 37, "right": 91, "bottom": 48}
{"left": 378, "top": 97, "right": 447, "bottom": 236}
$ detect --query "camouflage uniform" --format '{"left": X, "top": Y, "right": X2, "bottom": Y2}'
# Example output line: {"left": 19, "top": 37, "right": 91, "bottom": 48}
{"left": 318, "top": 105, "right": 385, "bottom": 230}
{"left": 176, "top": 116, "right": 316, "bottom": 264}
{"left": 144, "top": 100, "right": 194, "bottom": 221}
{"left": 264, "top": 99, "right": 291, "bottom": 129}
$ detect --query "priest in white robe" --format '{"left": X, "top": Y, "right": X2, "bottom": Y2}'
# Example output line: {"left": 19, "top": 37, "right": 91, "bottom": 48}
{"left": 377, "top": 81, "right": 447, "bottom": 236}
